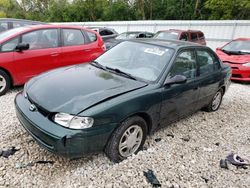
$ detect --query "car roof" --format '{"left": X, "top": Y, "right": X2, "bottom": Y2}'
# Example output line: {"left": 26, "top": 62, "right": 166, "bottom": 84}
{"left": 0, "top": 24, "right": 95, "bottom": 43}
{"left": 158, "top": 29, "right": 203, "bottom": 33}
{"left": 121, "top": 31, "right": 154, "bottom": 34}
{"left": 129, "top": 38, "right": 203, "bottom": 49}
{"left": 233, "top": 38, "right": 250, "bottom": 41}
{"left": 22, "top": 24, "right": 89, "bottom": 29}
{"left": 87, "top": 27, "right": 114, "bottom": 30}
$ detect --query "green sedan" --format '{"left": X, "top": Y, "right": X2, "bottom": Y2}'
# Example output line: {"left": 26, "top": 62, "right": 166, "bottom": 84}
{"left": 15, "top": 39, "right": 231, "bottom": 162}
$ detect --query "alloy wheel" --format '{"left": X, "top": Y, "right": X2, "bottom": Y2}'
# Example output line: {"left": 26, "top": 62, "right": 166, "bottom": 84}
{"left": 118, "top": 125, "right": 143, "bottom": 157}
{"left": 0, "top": 75, "right": 6, "bottom": 93}
{"left": 212, "top": 91, "right": 222, "bottom": 111}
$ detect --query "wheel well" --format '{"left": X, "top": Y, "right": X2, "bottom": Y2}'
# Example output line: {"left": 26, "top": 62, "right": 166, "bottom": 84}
{"left": 221, "top": 86, "right": 226, "bottom": 95}
{"left": 0, "top": 67, "right": 13, "bottom": 86}
{"left": 131, "top": 112, "right": 152, "bottom": 134}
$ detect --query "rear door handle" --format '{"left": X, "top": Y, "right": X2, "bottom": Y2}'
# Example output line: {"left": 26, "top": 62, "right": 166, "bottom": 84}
{"left": 50, "top": 52, "right": 59, "bottom": 57}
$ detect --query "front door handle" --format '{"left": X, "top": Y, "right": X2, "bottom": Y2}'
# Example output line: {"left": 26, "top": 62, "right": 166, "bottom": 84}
{"left": 50, "top": 52, "right": 59, "bottom": 57}
{"left": 83, "top": 49, "right": 91, "bottom": 52}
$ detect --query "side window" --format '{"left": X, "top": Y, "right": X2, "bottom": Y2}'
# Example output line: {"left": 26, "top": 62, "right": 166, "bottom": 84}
{"left": 13, "top": 22, "right": 24, "bottom": 28}
{"left": 137, "top": 33, "right": 146, "bottom": 38}
{"left": 0, "top": 22, "right": 8, "bottom": 32}
{"left": 191, "top": 33, "right": 198, "bottom": 41}
{"left": 197, "top": 50, "right": 220, "bottom": 75}
{"left": 198, "top": 32, "right": 204, "bottom": 40}
{"left": 1, "top": 38, "right": 19, "bottom": 52}
{"left": 168, "top": 51, "right": 196, "bottom": 79}
{"left": 63, "top": 29, "right": 85, "bottom": 46}
{"left": 22, "top": 29, "right": 58, "bottom": 50}
{"left": 86, "top": 31, "right": 97, "bottom": 42}
{"left": 100, "top": 29, "right": 113, "bottom": 36}
{"left": 180, "top": 33, "right": 188, "bottom": 41}
{"left": 145, "top": 33, "right": 154, "bottom": 38}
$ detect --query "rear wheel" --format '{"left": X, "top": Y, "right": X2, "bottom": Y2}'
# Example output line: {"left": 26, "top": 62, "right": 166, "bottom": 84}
{"left": 0, "top": 70, "right": 11, "bottom": 96}
{"left": 204, "top": 89, "right": 223, "bottom": 112}
{"left": 105, "top": 116, "right": 147, "bottom": 163}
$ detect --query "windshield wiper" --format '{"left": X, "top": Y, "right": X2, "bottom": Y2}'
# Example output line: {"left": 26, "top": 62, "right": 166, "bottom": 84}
{"left": 90, "top": 60, "right": 107, "bottom": 70}
{"left": 222, "top": 49, "right": 249, "bottom": 55}
{"left": 105, "top": 66, "right": 137, "bottom": 80}
{"left": 239, "top": 50, "right": 250, "bottom": 54}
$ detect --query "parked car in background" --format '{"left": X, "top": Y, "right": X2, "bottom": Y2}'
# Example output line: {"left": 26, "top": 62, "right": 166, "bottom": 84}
{"left": 216, "top": 38, "right": 250, "bottom": 82}
{"left": 87, "top": 27, "right": 118, "bottom": 41}
{"left": 15, "top": 39, "right": 231, "bottom": 163}
{"left": 154, "top": 29, "right": 206, "bottom": 45}
{"left": 0, "top": 18, "right": 46, "bottom": 33}
{"left": 105, "top": 31, "right": 154, "bottom": 50}
{"left": 0, "top": 25, "right": 105, "bottom": 96}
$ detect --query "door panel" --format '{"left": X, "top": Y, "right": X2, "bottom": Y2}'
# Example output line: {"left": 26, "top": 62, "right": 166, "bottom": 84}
{"left": 14, "top": 29, "right": 60, "bottom": 84}
{"left": 60, "top": 29, "right": 100, "bottom": 67}
{"left": 161, "top": 79, "right": 199, "bottom": 124}
{"left": 196, "top": 50, "right": 222, "bottom": 108}
{"left": 160, "top": 50, "right": 199, "bottom": 125}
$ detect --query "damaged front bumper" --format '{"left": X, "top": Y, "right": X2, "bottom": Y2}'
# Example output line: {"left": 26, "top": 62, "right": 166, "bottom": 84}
{"left": 15, "top": 92, "right": 117, "bottom": 158}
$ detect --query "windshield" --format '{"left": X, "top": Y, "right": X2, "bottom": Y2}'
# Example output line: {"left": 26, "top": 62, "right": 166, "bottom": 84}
{"left": 154, "top": 31, "right": 179, "bottom": 40}
{"left": 223, "top": 40, "right": 250, "bottom": 53}
{"left": 116, "top": 33, "right": 138, "bottom": 40}
{"left": 0, "top": 27, "right": 27, "bottom": 41}
{"left": 95, "top": 41, "right": 174, "bottom": 82}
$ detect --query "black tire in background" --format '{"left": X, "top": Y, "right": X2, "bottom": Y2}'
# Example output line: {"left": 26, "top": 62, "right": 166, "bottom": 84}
{"left": 105, "top": 116, "right": 148, "bottom": 163}
{"left": 0, "top": 70, "right": 11, "bottom": 96}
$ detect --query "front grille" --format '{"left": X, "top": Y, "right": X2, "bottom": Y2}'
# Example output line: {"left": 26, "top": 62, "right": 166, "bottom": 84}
{"left": 223, "top": 61, "right": 238, "bottom": 64}
{"left": 27, "top": 95, "right": 50, "bottom": 117}
{"left": 231, "top": 67, "right": 239, "bottom": 69}
{"left": 232, "top": 74, "right": 242, "bottom": 78}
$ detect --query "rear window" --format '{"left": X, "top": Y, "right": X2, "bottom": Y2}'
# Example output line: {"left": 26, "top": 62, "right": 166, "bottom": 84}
{"left": 180, "top": 33, "right": 189, "bottom": 41}
{"left": 12, "top": 22, "right": 29, "bottom": 28}
{"left": 154, "top": 31, "right": 179, "bottom": 40}
{"left": 86, "top": 31, "right": 97, "bottom": 42}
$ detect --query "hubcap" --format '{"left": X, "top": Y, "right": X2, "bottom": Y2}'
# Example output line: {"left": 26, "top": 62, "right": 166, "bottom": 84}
{"left": 119, "top": 125, "right": 143, "bottom": 157}
{"left": 212, "top": 91, "right": 222, "bottom": 110}
{"left": 0, "top": 75, "right": 6, "bottom": 93}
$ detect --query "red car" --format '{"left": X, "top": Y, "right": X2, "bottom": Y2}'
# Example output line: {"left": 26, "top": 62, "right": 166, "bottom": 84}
{"left": 216, "top": 38, "right": 250, "bottom": 82}
{"left": 154, "top": 29, "right": 206, "bottom": 45}
{"left": 0, "top": 25, "right": 105, "bottom": 95}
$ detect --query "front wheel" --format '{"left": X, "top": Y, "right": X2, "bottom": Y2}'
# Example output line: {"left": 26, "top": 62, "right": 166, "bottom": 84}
{"left": 204, "top": 89, "right": 223, "bottom": 112}
{"left": 105, "top": 116, "right": 147, "bottom": 163}
{"left": 0, "top": 70, "right": 11, "bottom": 96}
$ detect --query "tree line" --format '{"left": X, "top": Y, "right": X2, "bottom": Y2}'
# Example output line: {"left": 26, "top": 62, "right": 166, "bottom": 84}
{"left": 0, "top": 0, "right": 250, "bottom": 22}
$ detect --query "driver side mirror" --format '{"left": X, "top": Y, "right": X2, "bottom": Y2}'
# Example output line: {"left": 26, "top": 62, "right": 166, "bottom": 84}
{"left": 15, "top": 43, "right": 29, "bottom": 52}
{"left": 164, "top": 75, "right": 187, "bottom": 86}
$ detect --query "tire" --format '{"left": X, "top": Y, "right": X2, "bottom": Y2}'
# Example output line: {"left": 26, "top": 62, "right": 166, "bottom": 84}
{"left": 105, "top": 116, "right": 147, "bottom": 163}
{"left": 0, "top": 70, "right": 11, "bottom": 96}
{"left": 204, "top": 89, "right": 223, "bottom": 112}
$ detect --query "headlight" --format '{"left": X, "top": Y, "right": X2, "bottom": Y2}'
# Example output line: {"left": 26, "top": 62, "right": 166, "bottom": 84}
{"left": 242, "top": 63, "right": 250, "bottom": 67}
{"left": 53, "top": 113, "right": 94, "bottom": 129}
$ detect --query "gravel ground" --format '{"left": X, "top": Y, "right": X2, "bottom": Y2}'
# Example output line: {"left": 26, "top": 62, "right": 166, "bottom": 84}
{"left": 0, "top": 83, "right": 250, "bottom": 188}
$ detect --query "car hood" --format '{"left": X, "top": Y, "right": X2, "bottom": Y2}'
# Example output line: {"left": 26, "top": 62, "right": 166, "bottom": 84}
{"left": 216, "top": 49, "right": 250, "bottom": 64}
{"left": 26, "top": 64, "right": 147, "bottom": 115}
